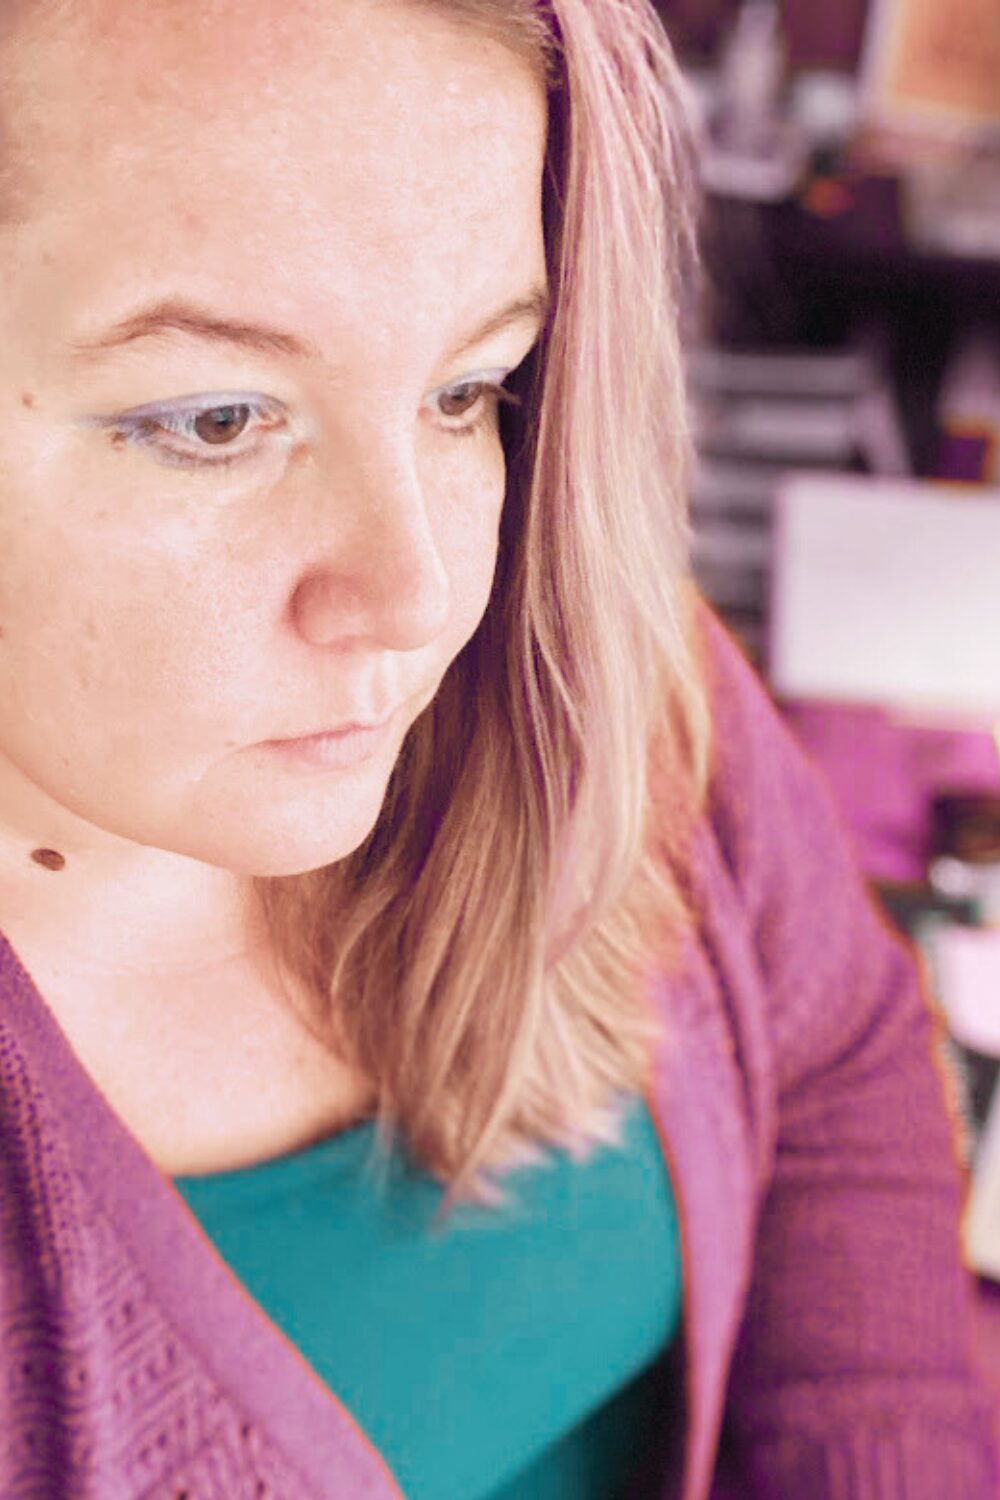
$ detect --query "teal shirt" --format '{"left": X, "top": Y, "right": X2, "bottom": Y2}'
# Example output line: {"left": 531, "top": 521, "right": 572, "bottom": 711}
{"left": 173, "top": 1094, "right": 682, "bottom": 1499}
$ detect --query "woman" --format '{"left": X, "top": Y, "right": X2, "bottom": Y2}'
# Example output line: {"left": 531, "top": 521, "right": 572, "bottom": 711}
{"left": 0, "top": 0, "right": 995, "bottom": 1496}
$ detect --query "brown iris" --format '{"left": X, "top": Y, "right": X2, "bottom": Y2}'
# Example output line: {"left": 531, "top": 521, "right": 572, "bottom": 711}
{"left": 192, "top": 406, "right": 250, "bottom": 445}
{"left": 438, "top": 382, "right": 490, "bottom": 421}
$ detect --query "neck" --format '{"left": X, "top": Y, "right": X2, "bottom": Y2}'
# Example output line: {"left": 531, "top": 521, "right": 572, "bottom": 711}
{"left": 0, "top": 842, "right": 264, "bottom": 981}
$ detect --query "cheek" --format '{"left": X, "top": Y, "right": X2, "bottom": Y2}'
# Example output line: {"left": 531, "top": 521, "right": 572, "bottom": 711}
{"left": 446, "top": 463, "right": 505, "bottom": 624}
{"left": 0, "top": 517, "right": 194, "bottom": 740}
{"left": 5, "top": 592, "right": 153, "bottom": 739}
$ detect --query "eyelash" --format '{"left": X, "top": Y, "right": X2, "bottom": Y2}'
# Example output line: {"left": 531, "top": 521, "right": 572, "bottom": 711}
{"left": 101, "top": 379, "right": 524, "bottom": 473}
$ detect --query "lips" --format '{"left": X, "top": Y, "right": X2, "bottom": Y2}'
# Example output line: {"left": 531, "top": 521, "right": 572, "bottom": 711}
{"left": 260, "top": 714, "right": 393, "bottom": 772}
{"left": 283, "top": 724, "right": 375, "bottom": 740}
{"left": 266, "top": 707, "right": 395, "bottom": 743}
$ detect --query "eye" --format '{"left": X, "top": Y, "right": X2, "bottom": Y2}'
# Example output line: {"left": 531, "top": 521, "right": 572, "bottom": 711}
{"left": 188, "top": 405, "right": 251, "bottom": 444}
{"left": 96, "top": 394, "right": 286, "bottom": 472}
{"left": 431, "top": 376, "right": 523, "bottom": 439}
{"left": 90, "top": 371, "right": 526, "bottom": 475}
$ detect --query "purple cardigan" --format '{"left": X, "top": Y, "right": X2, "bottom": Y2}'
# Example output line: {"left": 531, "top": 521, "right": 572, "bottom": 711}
{"left": 1, "top": 602, "right": 997, "bottom": 1499}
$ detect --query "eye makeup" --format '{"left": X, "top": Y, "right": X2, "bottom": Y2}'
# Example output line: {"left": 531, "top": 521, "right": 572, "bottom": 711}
{"left": 80, "top": 372, "right": 523, "bottom": 475}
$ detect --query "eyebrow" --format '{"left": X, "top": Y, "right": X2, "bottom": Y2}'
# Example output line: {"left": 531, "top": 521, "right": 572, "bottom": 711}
{"left": 67, "top": 286, "right": 551, "bottom": 368}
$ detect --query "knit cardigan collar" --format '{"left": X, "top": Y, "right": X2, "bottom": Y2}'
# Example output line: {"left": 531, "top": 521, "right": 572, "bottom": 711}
{"left": 0, "top": 822, "right": 768, "bottom": 1500}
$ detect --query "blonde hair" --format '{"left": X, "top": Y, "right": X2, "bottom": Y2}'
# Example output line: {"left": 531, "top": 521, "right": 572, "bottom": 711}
{"left": 247, "top": 0, "right": 715, "bottom": 1219}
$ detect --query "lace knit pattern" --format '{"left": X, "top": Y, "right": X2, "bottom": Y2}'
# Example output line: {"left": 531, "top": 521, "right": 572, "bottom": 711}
{"left": 0, "top": 1019, "right": 329, "bottom": 1500}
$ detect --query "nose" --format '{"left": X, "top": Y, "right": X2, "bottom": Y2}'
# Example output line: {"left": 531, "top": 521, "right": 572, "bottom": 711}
{"left": 288, "top": 445, "right": 453, "bottom": 653}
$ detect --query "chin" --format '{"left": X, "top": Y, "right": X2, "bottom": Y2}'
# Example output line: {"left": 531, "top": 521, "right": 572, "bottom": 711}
{"left": 222, "top": 830, "right": 377, "bottom": 879}
{"left": 195, "top": 807, "right": 386, "bottom": 880}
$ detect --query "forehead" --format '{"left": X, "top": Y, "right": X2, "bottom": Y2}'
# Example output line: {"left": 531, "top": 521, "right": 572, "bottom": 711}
{"left": 6, "top": 0, "right": 546, "bottom": 183}
{"left": 5, "top": 0, "right": 530, "bottom": 99}
{"left": 1, "top": 0, "right": 548, "bottom": 326}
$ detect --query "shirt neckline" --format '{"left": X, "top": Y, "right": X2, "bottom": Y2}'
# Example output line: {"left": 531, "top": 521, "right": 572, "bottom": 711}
{"left": 0, "top": 926, "right": 408, "bottom": 1499}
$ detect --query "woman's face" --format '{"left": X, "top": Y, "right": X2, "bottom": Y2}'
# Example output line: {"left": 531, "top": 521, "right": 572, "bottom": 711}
{"left": 0, "top": 0, "right": 548, "bottom": 882}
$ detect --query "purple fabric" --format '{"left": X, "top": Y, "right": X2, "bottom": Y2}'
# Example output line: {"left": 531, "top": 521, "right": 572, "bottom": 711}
{"left": 774, "top": 699, "right": 1000, "bottom": 885}
{"left": 1, "top": 599, "right": 998, "bottom": 1499}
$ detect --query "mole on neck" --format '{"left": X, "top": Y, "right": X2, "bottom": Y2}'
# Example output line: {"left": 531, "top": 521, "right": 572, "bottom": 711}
{"left": 30, "top": 848, "right": 66, "bottom": 871}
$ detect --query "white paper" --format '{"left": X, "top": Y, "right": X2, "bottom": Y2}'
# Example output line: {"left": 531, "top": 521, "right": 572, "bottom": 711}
{"left": 769, "top": 473, "right": 1000, "bottom": 728}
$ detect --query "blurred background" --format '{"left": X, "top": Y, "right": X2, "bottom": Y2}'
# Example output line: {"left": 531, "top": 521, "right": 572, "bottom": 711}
{"left": 651, "top": 0, "right": 1000, "bottom": 1386}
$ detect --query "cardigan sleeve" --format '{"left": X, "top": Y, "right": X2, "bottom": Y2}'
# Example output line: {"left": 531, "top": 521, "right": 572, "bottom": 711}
{"left": 697, "top": 604, "right": 1000, "bottom": 1498}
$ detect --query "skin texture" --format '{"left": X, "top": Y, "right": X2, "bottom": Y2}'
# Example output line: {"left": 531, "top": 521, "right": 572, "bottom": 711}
{"left": 0, "top": 0, "right": 548, "bottom": 986}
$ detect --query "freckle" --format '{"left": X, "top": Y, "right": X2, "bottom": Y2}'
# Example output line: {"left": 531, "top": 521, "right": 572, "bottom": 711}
{"left": 31, "top": 848, "right": 66, "bottom": 871}
{"left": 20, "top": 391, "right": 36, "bottom": 409}
{"left": 110, "top": 432, "right": 126, "bottom": 449}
